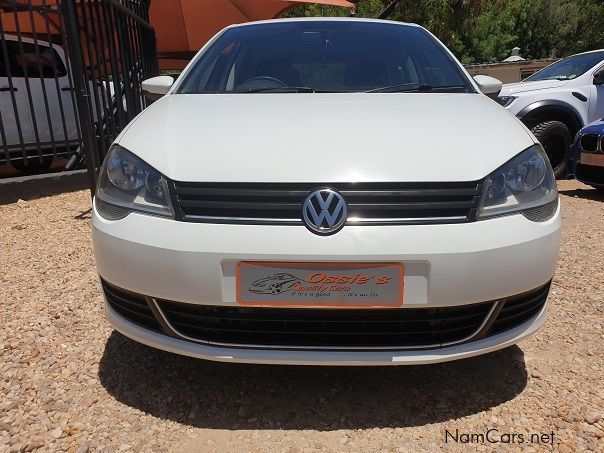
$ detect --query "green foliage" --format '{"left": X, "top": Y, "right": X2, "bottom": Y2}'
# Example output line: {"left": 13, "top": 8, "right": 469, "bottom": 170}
{"left": 285, "top": 0, "right": 604, "bottom": 63}
{"left": 283, "top": 1, "right": 387, "bottom": 18}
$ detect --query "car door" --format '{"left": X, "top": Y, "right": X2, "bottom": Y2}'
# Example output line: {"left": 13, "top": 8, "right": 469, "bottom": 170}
{"left": 592, "top": 64, "right": 604, "bottom": 121}
{"left": 0, "top": 36, "right": 77, "bottom": 150}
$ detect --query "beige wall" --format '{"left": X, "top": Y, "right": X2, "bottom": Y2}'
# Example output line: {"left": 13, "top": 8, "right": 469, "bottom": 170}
{"left": 465, "top": 60, "right": 557, "bottom": 84}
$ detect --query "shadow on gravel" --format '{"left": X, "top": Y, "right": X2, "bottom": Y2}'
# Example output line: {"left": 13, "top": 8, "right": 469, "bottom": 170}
{"left": 0, "top": 171, "right": 89, "bottom": 205}
{"left": 558, "top": 187, "right": 604, "bottom": 202}
{"left": 99, "top": 332, "right": 527, "bottom": 430}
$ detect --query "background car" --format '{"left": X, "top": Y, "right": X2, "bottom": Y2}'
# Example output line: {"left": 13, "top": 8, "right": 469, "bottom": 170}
{"left": 0, "top": 34, "right": 114, "bottom": 174}
{"left": 568, "top": 118, "right": 604, "bottom": 190}
{"left": 0, "top": 35, "right": 78, "bottom": 173}
{"left": 497, "top": 50, "right": 604, "bottom": 177}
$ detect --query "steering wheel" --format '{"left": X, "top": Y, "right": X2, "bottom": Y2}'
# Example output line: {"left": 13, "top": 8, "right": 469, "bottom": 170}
{"left": 237, "top": 76, "right": 287, "bottom": 91}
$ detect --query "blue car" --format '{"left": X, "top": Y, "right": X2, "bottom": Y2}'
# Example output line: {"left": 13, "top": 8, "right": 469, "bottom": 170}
{"left": 568, "top": 118, "right": 604, "bottom": 190}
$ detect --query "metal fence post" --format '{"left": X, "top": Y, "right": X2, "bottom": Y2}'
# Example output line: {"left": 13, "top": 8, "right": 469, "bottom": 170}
{"left": 60, "top": 0, "right": 100, "bottom": 196}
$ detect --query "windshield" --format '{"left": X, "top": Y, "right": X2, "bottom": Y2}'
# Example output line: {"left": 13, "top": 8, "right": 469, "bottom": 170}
{"left": 176, "top": 21, "right": 473, "bottom": 94}
{"left": 525, "top": 51, "right": 604, "bottom": 81}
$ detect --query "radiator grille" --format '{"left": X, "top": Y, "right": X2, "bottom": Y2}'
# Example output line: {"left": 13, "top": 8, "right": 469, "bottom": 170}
{"left": 169, "top": 181, "right": 483, "bottom": 226}
{"left": 580, "top": 134, "right": 600, "bottom": 152}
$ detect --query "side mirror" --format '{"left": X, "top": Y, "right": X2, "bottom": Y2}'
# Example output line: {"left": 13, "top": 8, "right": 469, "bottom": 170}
{"left": 473, "top": 75, "right": 502, "bottom": 97}
{"left": 142, "top": 76, "right": 174, "bottom": 101}
{"left": 594, "top": 71, "right": 604, "bottom": 86}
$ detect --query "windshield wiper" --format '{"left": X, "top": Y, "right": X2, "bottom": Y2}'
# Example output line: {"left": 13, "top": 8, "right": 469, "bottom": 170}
{"left": 365, "top": 83, "right": 468, "bottom": 93}
{"left": 235, "top": 86, "right": 315, "bottom": 93}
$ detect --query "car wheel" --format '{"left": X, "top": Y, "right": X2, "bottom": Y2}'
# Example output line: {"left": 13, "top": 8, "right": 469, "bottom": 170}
{"left": 11, "top": 157, "right": 54, "bottom": 175}
{"left": 530, "top": 121, "right": 571, "bottom": 179}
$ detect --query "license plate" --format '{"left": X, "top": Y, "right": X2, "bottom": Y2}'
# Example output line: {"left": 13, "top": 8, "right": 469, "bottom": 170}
{"left": 236, "top": 262, "right": 404, "bottom": 307}
{"left": 581, "top": 153, "right": 604, "bottom": 167}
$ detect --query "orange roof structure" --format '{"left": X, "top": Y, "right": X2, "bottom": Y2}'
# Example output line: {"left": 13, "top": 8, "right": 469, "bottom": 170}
{"left": 1, "top": 1, "right": 356, "bottom": 69}
{"left": 0, "top": 1, "right": 106, "bottom": 67}
{"left": 1, "top": 1, "right": 62, "bottom": 40}
{"left": 150, "top": 0, "right": 355, "bottom": 68}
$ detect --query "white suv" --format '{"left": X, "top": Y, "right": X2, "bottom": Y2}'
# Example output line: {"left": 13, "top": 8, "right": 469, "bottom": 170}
{"left": 92, "top": 19, "right": 561, "bottom": 366}
{"left": 498, "top": 50, "right": 604, "bottom": 176}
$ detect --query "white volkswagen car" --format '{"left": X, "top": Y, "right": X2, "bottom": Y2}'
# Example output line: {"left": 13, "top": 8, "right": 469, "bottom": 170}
{"left": 92, "top": 18, "right": 561, "bottom": 366}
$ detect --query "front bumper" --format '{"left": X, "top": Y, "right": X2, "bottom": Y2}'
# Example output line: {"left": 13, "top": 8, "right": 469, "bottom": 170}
{"left": 92, "top": 201, "right": 560, "bottom": 364}
{"left": 104, "top": 297, "right": 547, "bottom": 365}
{"left": 568, "top": 145, "right": 604, "bottom": 188}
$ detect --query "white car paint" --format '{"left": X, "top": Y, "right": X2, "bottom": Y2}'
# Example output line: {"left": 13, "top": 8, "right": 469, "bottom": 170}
{"left": 472, "top": 74, "right": 502, "bottom": 95}
{"left": 92, "top": 18, "right": 561, "bottom": 365}
{"left": 118, "top": 93, "right": 534, "bottom": 183}
{"left": 93, "top": 205, "right": 560, "bottom": 308}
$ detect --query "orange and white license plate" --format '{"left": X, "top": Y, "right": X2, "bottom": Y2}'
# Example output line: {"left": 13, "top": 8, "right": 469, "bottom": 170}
{"left": 236, "top": 262, "right": 404, "bottom": 308}
{"left": 581, "top": 153, "right": 604, "bottom": 167}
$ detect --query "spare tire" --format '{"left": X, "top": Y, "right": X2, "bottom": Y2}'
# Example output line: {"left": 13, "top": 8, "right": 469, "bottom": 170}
{"left": 530, "top": 120, "right": 572, "bottom": 179}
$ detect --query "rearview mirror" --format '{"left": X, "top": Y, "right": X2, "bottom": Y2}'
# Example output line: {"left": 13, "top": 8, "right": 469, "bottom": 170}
{"left": 142, "top": 76, "right": 174, "bottom": 101}
{"left": 594, "top": 71, "right": 604, "bottom": 85}
{"left": 473, "top": 75, "right": 502, "bottom": 97}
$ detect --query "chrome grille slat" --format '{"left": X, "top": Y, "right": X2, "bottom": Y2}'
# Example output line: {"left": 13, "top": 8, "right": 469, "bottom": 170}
{"left": 339, "top": 188, "right": 479, "bottom": 197}
{"left": 175, "top": 198, "right": 302, "bottom": 210}
{"left": 169, "top": 181, "right": 483, "bottom": 225}
{"left": 345, "top": 200, "right": 478, "bottom": 210}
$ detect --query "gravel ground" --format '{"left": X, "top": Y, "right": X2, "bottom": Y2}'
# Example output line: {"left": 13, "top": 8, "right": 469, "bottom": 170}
{"left": 0, "top": 178, "right": 602, "bottom": 452}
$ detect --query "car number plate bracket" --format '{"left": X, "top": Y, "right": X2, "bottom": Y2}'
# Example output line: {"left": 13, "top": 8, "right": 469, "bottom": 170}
{"left": 236, "top": 262, "right": 404, "bottom": 308}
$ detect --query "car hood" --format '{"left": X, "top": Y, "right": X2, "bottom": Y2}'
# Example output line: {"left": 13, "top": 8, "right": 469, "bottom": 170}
{"left": 580, "top": 118, "right": 604, "bottom": 134}
{"left": 118, "top": 93, "right": 535, "bottom": 182}
{"left": 500, "top": 79, "right": 568, "bottom": 95}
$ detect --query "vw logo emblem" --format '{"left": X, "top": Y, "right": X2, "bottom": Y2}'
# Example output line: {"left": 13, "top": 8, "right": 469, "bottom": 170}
{"left": 302, "top": 188, "right": 348, "bottom": 235}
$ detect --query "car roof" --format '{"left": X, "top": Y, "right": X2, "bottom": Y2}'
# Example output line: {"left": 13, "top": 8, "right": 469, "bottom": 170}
{"left": 569, "top": 49, "right": 604, "bottom": 57}
{"left": 227, "top": 17, "right": 420, "bottom": 30}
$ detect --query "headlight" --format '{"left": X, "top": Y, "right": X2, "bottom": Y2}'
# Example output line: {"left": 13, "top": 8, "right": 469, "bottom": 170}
{"left": 496, "top": 96, "right": 516, "bottom": 107}
{"left": 478, "top": 145, "right": 558, "bottom": 220}
{"left": 96, "top": 145, "right": 173, "bottom": 218}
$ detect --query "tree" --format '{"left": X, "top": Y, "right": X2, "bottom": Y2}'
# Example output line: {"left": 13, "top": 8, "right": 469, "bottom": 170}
{"left": 285, "top": 0, "right": 604, "bottom": 63}
{"left": 284, "top": 1, "right": 387, "bottom": 18}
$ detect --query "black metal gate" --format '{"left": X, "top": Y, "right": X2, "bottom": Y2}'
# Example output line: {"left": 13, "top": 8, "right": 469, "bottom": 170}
{"left": 0, "top": 0, "right": 158, "bottom": 192}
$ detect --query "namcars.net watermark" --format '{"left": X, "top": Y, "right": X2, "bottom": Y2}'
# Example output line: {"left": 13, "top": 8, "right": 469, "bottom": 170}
{"left": 445, "top": 429, "right": 555, "bottom": 446}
